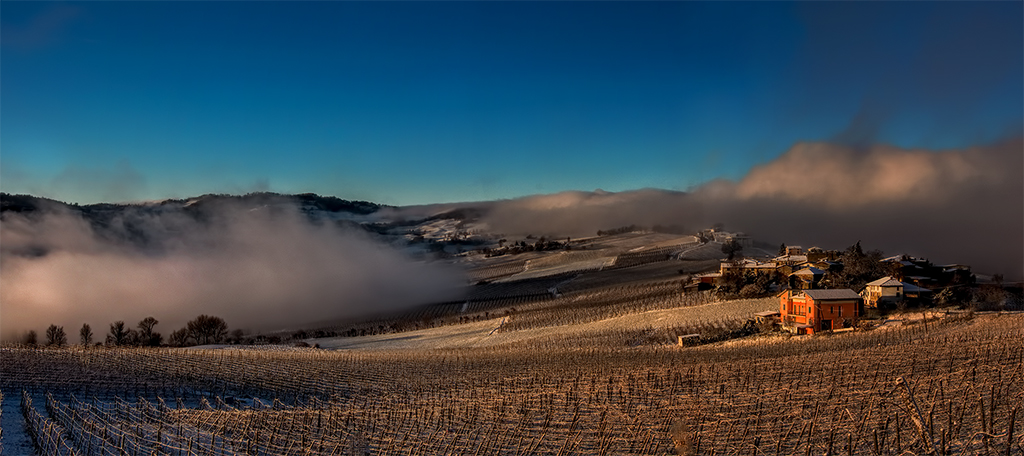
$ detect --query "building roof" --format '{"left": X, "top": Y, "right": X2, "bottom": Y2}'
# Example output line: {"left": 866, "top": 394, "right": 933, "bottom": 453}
{"left": 722, "top": 258, "right": 758, "bottom": 266}
{"left": 803, "top": 289, "right": 862, "bottom": 301}
{"left": 902, "top": 283, "right": 932, "bottom": 293}
{"left": 793, "top": 267, "right": 825, "bottom": 276}
{"left": 721, "top": 259, "right": 777, "bottom": 269}
{"left": 775, "top": 254, "right": 808, "bottom": 263}
{"left": 866, "top": 276, "right": 903, "bottom": 287}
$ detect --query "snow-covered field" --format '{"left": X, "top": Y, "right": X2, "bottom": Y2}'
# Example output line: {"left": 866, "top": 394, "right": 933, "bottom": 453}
{"left": 309, "top": 297, "right": 775, "bottom": 351}
{"left": 495, "top": 256, "right": 616, "bottom": 282}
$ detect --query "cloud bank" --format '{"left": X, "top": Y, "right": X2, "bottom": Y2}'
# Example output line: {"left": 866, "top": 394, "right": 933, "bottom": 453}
{"left": 478, "top": 138, "right": 1023, "bottom": 278}
{"left": 0, "top": 200, "right": 465, "bottom": 341}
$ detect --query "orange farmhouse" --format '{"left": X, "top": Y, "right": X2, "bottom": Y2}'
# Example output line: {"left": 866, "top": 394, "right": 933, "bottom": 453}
{"left": 779, "top": 289, "right": 862, "bottom": 334}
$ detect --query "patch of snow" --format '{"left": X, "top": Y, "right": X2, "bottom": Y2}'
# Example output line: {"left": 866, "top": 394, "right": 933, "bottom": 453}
{"left": 1, "top": 392, "right": 35, "bottom": 455}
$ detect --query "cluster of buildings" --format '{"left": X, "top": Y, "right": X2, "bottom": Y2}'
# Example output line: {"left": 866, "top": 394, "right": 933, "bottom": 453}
{"left": 769, "top": 276, "right": 935, "bottom": 335}
{"left": 878, "top": 254, "right": 973, "bottom": 290}
{"left": 700, "top": 246, "right": 969, "bottom": 335}
{"left": 692, "top": 245, "right": 841, "bottom": 290}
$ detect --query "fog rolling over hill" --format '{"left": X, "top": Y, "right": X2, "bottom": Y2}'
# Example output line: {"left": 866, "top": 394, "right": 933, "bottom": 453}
{"left": 0, "top": 194, "right": 466, "bottom": 341}
{"left": 475, "top": 138, "right": 1023, "bottom": 279}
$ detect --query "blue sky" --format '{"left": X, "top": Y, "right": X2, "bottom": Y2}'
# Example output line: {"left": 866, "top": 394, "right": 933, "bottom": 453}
{"left": 2, "top": 1, "right": 1021, "bottom": 205}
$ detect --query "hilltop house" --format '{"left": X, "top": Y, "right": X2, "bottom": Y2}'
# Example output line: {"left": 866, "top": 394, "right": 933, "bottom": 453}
{"left": 774, "top": 253, "right": 809, "bottom": 269}
{"left": 725, "top": 233, "right": 752, "bottom": 248}
{"left": 720, "top": 259, "right": 777, "bottom": 277}
{"left": 805, "top": 246, "right": 840, "bottom": 263}
{"left": 711, "top": 230, "right": 751, "bottom": 247}
{"left": 779, "top": 289, "right": 862, "bottom": 334}
{"left": 879, "top": 255, "right": 972, "bottom": 288}
{"left": 861, "top": 276, "right": 932, "bottom": 308}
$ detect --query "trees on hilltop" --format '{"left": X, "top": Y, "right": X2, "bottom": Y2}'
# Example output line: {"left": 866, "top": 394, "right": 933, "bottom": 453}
{"left": 46, "top": 325, "right": 67, "bottom": 346}
{"left": 80, "top": 323, "right": 93, "bottom": 346}
{"left": 107, "top": 321, "right": 131, "bottom": 346}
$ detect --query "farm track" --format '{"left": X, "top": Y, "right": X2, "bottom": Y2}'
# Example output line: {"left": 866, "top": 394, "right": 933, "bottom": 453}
{"left": 2, "top": 313, "right": 1022, "bottom": 455}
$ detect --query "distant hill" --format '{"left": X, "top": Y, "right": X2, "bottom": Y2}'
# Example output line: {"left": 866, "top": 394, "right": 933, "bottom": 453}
{"left": 0, "top": 192, "right": 386, "bottom": 217}
{"left": 0, "top": 192, "right": 393, "bottom": 257}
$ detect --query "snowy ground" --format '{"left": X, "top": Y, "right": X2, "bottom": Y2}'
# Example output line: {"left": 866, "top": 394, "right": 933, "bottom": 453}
{"left": 494, "top": 257, "right": 615, "bottom": 282}
{"left": 309, "top": 297, "right": 775, "bottom": 351}
{"left": 1, "top": 392, "right": 40, "bottom": 456}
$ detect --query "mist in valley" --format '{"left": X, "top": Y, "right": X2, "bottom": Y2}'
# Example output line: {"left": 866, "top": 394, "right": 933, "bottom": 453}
{"left": 0, "top": 198, "right": 466, "bottom": 341}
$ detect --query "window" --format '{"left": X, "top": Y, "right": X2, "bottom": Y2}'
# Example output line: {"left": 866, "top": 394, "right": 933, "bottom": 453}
{"left": 838, "top": 306, "right": 843, "bottom": 317}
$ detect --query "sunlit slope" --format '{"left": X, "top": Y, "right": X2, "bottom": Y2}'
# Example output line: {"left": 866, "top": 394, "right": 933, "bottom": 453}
{"left": 310, "top": 297, "right": 775, "bottom": 350}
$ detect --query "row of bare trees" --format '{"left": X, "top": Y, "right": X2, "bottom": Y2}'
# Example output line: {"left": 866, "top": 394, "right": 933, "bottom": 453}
{"left": 22, "top": 315, "right": 229, "bottom": 348}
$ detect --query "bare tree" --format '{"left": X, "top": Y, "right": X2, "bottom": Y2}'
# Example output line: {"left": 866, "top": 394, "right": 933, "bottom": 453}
{"left": 187, "top": 315, "right": 229, "bottom": 345}
{"left": 137, "top": 316, "right": 162, "bottom": 346}
{"left": 169, "top": 328, "right": 191, "bottom": 347}
{"left": 721, "top": 239, "right": 743, "bottom": 260}
{"left": 24, "top": 330, "right": 38, "bottom": 346}
{"left": 80, "top": 323, "right": 93, "bottom": 346}
{"left": 107, "top": 321, "right": 130, "bottom": 346}
{"left": 46, "top": 325, "right": 67, "bottom": 346}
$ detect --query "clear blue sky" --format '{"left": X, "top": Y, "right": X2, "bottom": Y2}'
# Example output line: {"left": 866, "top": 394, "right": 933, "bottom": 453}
{"left": 2, "top": 1, "right": 1021, "bottom": 205}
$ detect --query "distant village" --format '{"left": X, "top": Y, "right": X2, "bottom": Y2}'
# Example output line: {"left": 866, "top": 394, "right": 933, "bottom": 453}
{"left": 686, "top": 229, "right": 1020, "bottom": 335}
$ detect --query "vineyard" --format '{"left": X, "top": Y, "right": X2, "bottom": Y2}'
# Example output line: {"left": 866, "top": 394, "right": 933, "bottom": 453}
{"left": 2, "top": 312, "right": 1022, "bottom": 455}
{"left": 309, "top": 233, "right": 726, "bottom": 340}
{"left": 496, "top": 286, "right": 748, "bottom": 333}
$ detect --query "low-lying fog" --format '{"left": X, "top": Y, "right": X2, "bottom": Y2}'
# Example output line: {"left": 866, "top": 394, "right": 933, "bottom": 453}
{"left": 0, "top": 200, "right": 466, "bottom": 341}
{"left": 471, "top": 138, "right": 1023, "bottom": 278}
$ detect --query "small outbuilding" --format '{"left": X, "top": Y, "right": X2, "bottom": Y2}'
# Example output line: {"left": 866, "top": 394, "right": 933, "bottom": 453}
{"left": 754, "top": 310, "right": 781, "bottom": 325}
